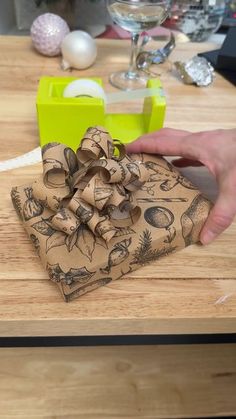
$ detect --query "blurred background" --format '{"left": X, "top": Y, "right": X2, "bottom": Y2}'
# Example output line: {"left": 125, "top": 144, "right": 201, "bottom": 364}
{"left": 0, "top": 0, "right": 236, "bottom": 40}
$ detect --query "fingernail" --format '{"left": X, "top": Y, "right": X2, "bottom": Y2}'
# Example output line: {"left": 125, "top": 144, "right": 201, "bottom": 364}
{"left": 200, "top": 230, "right": 216, "bottom": 245}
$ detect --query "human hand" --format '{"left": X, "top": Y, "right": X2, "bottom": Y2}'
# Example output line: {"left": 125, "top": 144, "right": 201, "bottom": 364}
{"left": 126, "top": 128, "right": 236, "bottom": 245}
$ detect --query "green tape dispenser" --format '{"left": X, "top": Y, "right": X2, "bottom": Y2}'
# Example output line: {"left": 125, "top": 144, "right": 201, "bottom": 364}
{"left": 36, "top": 77, "right": 166, "bottom": 150}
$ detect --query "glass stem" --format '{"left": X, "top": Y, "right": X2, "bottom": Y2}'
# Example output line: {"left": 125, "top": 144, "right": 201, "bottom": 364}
{"left": 127, "top": 33, "right": 140, "bottom": 79}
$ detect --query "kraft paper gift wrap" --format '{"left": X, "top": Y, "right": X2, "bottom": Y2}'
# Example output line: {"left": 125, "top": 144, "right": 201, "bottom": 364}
{"left": 11, "top": 126, "right": 211, "bottom": 302}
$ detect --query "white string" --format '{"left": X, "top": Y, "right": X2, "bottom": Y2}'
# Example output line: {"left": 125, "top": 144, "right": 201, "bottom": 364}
{"left": 0, "top": 147, "right": 42, "bottom": 173}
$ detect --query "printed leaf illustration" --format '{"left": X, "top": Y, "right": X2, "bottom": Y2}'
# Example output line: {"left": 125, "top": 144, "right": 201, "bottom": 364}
{"left": 31, "top": 217, "right": 56, "bottom": 236}
{"left": 135, "top": 229, "right": 152, "bottom": 256}
{"left": 41, "top": 142, "right": 59, "bottom": 156}
{"left": 65, "top": 230, "right": 78, "bottom": 252}
{"left": 64, "top": 147, "right": 79, "bottom": 175}
{"left": 30, "top": 234, "right": 40, "bottom": 255}
{"left": 97, "top": 277, "right": 112, "bottom": 286}
{"left": 46, "top": 231, "right": 66, "bottom": 253}
{"left": 67, "top": 267, "right": 95, "bottom": 284}
{"left": 44, "top": 215, "right": 56, "bottom": 228}
{"left": 131, "top": 229, "right": 177, "bottom": 265}
{"left": 11, "top": 187, "right": 23, "bottom": 220}
{"left": 46, "top": 263, "right": 95, "bottom": 286}
{"left": 76, "top": 225, "right": 95, "bottom": 261}
{"left": 47, "top": 263, "right": 64, "bottom": 282}
{"left": 95, "top": 236, "right": 108, "bottom": 250}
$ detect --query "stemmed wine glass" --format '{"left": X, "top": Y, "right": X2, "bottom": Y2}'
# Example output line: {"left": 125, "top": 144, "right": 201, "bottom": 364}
{"left": 106, "top": 0, "right": 170, "bottom": 90}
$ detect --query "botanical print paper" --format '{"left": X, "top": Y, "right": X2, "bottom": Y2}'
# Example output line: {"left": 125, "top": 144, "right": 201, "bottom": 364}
{"left": 11, "top": 126, "right": 211, "bottom": 301}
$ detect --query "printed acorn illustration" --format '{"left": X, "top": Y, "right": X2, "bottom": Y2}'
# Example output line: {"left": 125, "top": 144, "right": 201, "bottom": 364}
{"left": 23, "top": 187, "right": 44, "bottom": 221}
{"left": 100, "top": 238, "right": 132, "bottom": 274}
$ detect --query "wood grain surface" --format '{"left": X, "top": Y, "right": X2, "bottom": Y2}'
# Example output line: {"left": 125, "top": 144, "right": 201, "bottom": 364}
{"left": 0, "top": 344, "right": 236, "bottom": 418}
{"left": 0, "top": 36, "right": 236, "bottom": 337}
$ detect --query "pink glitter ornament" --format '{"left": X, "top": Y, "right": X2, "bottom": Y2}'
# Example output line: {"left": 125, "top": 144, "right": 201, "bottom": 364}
{"left": 30, "top": 13, "right": 70, "bottom": 57}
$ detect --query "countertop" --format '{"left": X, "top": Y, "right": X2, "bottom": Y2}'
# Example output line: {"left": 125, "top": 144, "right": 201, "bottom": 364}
{"left": 0, "top": 36, "right": 236, "bottom": 338}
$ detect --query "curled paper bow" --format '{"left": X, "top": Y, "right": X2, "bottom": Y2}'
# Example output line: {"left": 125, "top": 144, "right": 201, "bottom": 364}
{"left": 31, "top": 126, "right": 150, "bottom": 243}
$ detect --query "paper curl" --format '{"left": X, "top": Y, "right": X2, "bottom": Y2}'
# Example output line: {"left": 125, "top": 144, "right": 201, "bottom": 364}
{"left": 31, "top": 126, "right": 150, "bottom": 242}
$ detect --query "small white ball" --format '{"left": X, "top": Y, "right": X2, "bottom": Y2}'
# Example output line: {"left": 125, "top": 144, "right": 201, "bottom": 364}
{"left": 30, "top": 13, "right": 70, "bottom": 57}
{"left": 61, "top": 30, "right": 97, "bottom": 70}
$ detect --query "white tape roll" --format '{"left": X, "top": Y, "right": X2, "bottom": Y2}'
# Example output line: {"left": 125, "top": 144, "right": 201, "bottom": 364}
{"left": 63, "top": 79, "right": 107, "bottom": 102}
{"left": 63, "top": 80, "right": 164, "bottom": 105}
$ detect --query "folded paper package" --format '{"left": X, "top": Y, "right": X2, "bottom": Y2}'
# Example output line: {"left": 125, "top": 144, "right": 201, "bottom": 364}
{"left": 11, "top": 126, "right": 211, "bottom": 302}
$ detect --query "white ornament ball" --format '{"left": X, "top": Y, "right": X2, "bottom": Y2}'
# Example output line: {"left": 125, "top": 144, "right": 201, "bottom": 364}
{"left": 30, "top": 13, "right": 70, "bottom": 57}
{"left": 61, "top": 30, "right": 97, "bottom": 70}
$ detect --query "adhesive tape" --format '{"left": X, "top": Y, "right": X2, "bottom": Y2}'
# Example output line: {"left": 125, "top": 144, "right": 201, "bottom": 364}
{"left": 0, "top": 147, "right": 41, "bottom": 172}
{"left": 63, "top": 79, "right": 107, "bottom": 102}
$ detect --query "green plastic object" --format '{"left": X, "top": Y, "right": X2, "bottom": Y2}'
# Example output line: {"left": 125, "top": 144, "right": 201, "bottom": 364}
{"left": 36, "top": 76, "right": 166, "bottom": 150}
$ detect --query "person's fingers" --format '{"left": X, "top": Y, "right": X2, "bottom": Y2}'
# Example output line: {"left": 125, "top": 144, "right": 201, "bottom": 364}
{"left": 172, "top": 158, "right": 204, "bottom": 168}
{"left": 126, "top": 128, "right": 202, "bottom": 161}
{"left": 126, "top": 127, "right": 236, "bottom": 244}
{"left": 127, "top": 128, "right": 189, "bottom": 154}
{"left": 200, "top": 182, "right": 236, "bottom": 244}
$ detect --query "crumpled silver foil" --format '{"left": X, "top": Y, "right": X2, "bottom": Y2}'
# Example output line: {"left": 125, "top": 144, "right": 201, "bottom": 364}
{"left": 174, "top": 56, "right": 215, "bottom": 87}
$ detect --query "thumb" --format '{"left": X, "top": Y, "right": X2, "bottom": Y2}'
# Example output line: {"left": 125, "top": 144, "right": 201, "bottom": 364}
{"left": 126, "top": 128, "right": 201, "bottom": 160}
{"left": 200, "top": 186, "right": 236, "bottom": 244}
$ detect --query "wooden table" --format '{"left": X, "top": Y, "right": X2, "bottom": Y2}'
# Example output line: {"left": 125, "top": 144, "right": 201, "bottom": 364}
{"left": 0, "top": 36, "right": 236, "bottom": 338}
{"left": 0, "top": 36, "right": 236, "bottom": 419}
